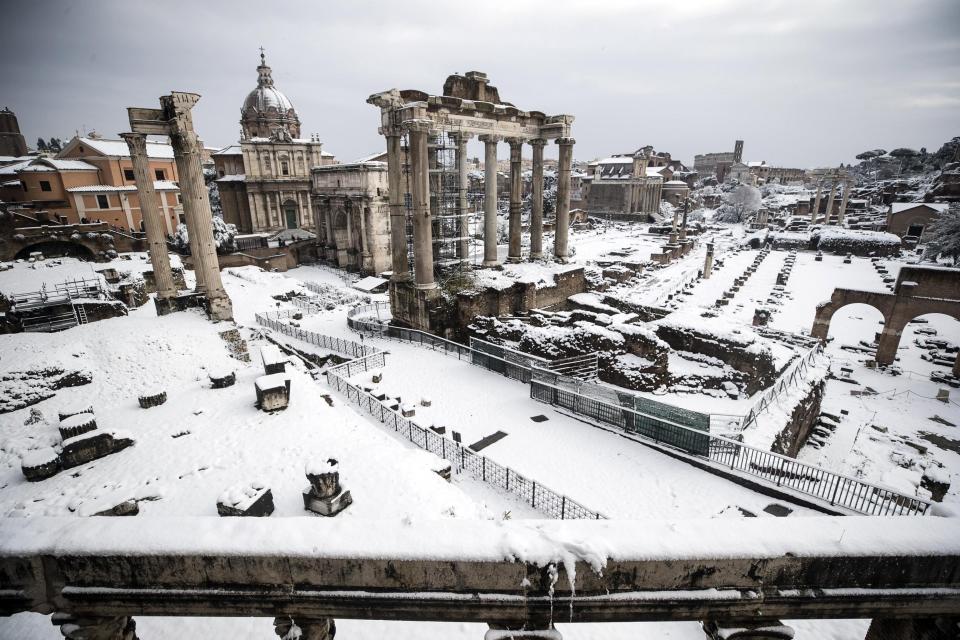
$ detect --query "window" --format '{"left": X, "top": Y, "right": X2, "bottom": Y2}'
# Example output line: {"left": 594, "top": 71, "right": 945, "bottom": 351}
{"left": 124, "top": 169, "right": 135, "bottom": 181}
{"left": 40, "top": 181, "right": 52, "bottom": 192}
{"left": 155, "top": 169, "right": 165, "bottom": 181}
{"left": 281, "top": 160, "right": 290, "bottom": 176}
{"left": 176, "top": 193, "right": 182, "bottom": 204}
{"left": 97, "top": 194, "right": 109, "bottom": 209}
{"left": 21, "top": 181, "right": 28, "bottom": 192}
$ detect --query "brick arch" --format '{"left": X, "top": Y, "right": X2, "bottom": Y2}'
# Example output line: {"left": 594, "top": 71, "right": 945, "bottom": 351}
{"left": 813, "top": 285, "right": 960, "bottom": 375}
{"left": 811, "top": 288, "right": 894, "bottom": 341}
{"left": 14, "top": 239, "right": 97, "bottom": 261}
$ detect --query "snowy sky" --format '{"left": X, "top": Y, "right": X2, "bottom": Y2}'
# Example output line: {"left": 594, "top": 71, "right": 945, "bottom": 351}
{"left": 4, "top": 0, "right": 959, "bottom": 168}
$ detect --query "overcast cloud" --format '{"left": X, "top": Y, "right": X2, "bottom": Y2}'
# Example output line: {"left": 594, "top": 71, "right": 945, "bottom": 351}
{"left": 4, "top": 0, "right": 959, "bottom": 167}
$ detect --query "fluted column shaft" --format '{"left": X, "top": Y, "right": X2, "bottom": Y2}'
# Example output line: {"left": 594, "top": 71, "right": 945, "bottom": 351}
{"left": 172, "top": 144, "right": 207, "bottom": 293}
{"left": 481, "top": 135, "right": 500, "bottom": 266}
{"left": 121, "top": 133, "right": 176, "bottom": 300}
{"left": 405, "top": 121, "right": 435, "bottom": 289}
{"left": 507, "top": 138, "right": 523, "bottom": 262}
{"left": 838, "top": 180, "right": 852, "bottom": 226}
{"left": 554, "top": 137, "right": 575, "bottom": 261}
{"left": 530, "top": 139, "right": 546, "bottom": 259}
{"left": 811, "top": 182, "right": 822, "bottom": 222}
{"left": 172, "top": 132, "right": 226, "bottom": 298}
{"left": 825, "top": 182, "right": 837, "bottom": 224}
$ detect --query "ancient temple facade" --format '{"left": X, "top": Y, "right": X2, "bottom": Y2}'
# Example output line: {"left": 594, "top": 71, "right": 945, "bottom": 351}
{"left": 213, "top": 52, "right": 336, "bottom": 235}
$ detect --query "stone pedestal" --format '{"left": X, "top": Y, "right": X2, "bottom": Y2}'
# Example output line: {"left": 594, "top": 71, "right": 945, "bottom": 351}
{"left": 53, "top": 613, "right": 138, "bottom": 640}
{"left": 388, "top": 278, "right": 440, "bottom": 332}
{"left": 303, "top": 458, "right": 352, "bottom": 516}
{"left": 256, "top": 374, "right": 291, "bottom": 411}
{"left": 59, "top": 412, "right": 97, "bottom": 440}
{"left": 702, "top": 620, "right": 794, "bottom": 639}
{"left": 274, "top": 616, "right": 336, "bottom": 640}
{"left": 217, "top": 482, "right": 274, "bottom": 517}
{"left": 138, "top": 390, "right": 167, "bottom": 409}
{"left": 60, "top": 432, "right": 135, "bottom": 470}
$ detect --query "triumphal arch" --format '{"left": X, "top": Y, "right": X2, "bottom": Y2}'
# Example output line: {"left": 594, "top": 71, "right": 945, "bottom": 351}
{"left": 367, "top": 71, "right": 575, "bottom": 332}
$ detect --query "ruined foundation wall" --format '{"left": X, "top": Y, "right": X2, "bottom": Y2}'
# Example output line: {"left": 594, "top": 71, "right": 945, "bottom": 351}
{"left": 770, "top": 378, "right": 826, "bottom": 457}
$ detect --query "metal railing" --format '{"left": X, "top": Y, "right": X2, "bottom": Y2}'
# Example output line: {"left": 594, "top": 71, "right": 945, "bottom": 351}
{"left": 255, "top": 310, "right": 378, "bottom": 358}
{"left": 344, "top": 304, "right": 929, "bottom": 516}
{"left": 529, "top": 370, "right": 929, "bottom": 516}
{"left": 740, "top": 342, "right": 825, "bottom": 431}
{"left": 325, "top": 352, "right": 605, "bottom": 520}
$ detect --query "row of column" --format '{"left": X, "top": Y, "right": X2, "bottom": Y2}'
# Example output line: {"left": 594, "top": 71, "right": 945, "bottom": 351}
{"left": 810, "top": 179, "right": 853, "bottom": 225}
{"left": 122, "top": 102, "right": 233, "bottom": 321}
{"left": 385, "top": 123, "right": 574, "bottom": 290}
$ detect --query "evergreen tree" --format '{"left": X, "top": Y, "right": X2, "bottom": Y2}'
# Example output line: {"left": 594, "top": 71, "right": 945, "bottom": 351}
{"left": 926, "top": 205, "right": 960, "bottom": 265}
{"left": 36, "top": 138, "right": 47, "bottom": 152}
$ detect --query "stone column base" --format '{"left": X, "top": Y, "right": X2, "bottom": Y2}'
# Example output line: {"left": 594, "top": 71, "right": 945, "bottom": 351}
{"left": 274, "top": 616, "right": 336, "bottom": 640}
{"left": 153, "top": 295, "right": 181, "bottom": 316}
{"left": 528, "top": 252, "right": 543, "bottom": 261}
{"left": 206, "top": 295, "right": 234, "bottom": 322}
{"left": 702, "top": 620, "right": 794, "bottom": 639}
{"left": 303, "top": 486, "right": 353, "bottom": 516}
{"left": 53, "top": 613, "right": 138, "bottom": 640}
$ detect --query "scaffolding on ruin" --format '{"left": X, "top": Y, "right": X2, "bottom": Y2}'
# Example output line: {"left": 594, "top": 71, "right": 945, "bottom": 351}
{"left": 399, "top": 131, "right": 479, "bottom": 287}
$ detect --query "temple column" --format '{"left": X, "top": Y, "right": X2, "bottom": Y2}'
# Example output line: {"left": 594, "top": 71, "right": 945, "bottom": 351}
{"left": 386, "top": 133, "right": 409, "bottom": 279}
{"left": 825, "top": 181, "right": 837, "bottom": 224}
{"left": 405, "top": 120, "right": 436, "bottom": 289}
{"left": 480, "top": 134, "right": 500, "bottom": 266}
{"left": 704, "top": 242, "right": 715, "bottom": 279}
{"left": 838, "top": 179, "right": 852, "bottom": 226}
{"left": 507, "top": 137, "right": 523, "bottom": 262}
{"left": 171, "top": 140, "right": 208, "bottom": 294}
{"left": 170, "top": 127, "right": 233, "bottom": 320}
{"left": 680, "top": 202, "right": 688, "bottom": 241}
{"left": 121, "top": 132, "right": 176, "bottom": 305}
{"left": 554, "top": 137, "right": 575, "bottom": 262}
{"left": 529, "top": 138, "right": 546, "bottom": 259}
{"left": 811, "top": 181, "right": 822, "bottom": 223}
{"left": 452, "top": 131, "right": 472, "bottom": 262}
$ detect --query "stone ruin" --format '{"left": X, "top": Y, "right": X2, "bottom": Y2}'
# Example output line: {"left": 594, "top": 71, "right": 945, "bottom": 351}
{"left": 303, "top": 458, "right": 352, "bottom": 516}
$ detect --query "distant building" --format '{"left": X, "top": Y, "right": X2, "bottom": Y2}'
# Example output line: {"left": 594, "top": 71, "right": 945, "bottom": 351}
{"left": 0, "top": 136, "right": 182, "bottom": 232}
{"left": 213, "top": 51, "right": 336, "bottom": 235}
{"left": 694, "top": 139, "right": 743, "bottom": 182}
{"left": 747, "top": 160, "right": 805, "bottom": 185}
{"left": 886, "top": 202, "right": 949, "bottom": 241}
{"left": 582, "top": 146, "right": 686, "bottom": 217}
{"left": 0, "top": 107, "right": 28, "bottom": 157}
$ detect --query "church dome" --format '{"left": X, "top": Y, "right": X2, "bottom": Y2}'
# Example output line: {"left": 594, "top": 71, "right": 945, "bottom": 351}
{"left": 240, "top": 50, "right": 301, "bottom": 140}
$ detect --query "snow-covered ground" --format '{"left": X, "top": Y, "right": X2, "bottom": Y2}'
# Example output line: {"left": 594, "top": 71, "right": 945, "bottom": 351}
{"left": 0, "top": 242, "right": 955, "bottom": 639}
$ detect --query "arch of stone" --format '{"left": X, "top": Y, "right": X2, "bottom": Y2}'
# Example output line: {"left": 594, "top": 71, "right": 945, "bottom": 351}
{"left": 366, "top": 71, "right": 575, "bottom": 332}
{"left": 811, "top": 265, "right": 960, "bottom": 376}
{"left": 123, "top": 91, "right": 233, "bottom": 321}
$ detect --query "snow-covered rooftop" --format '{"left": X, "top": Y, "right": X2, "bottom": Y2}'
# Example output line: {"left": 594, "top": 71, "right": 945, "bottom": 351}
{"left": 66, "top": 180, "right": 179, "bottom": 193}
{"left": 890, "top": 202, "right": 949, "bottom": 214}
{"left": 70, "top": 136, "right": 174, "bottom": 160}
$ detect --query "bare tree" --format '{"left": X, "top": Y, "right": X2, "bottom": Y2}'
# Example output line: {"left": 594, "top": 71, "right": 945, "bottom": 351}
{"left": 715, "top": 184, "right": 761, "bottom": 223}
